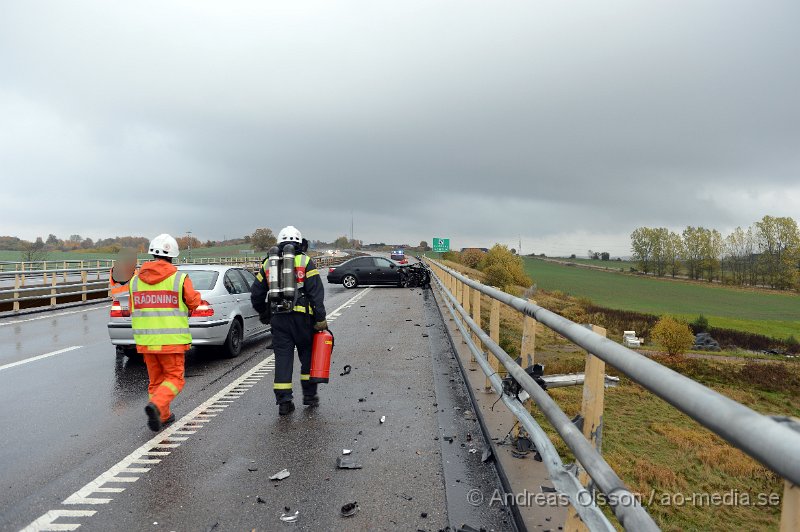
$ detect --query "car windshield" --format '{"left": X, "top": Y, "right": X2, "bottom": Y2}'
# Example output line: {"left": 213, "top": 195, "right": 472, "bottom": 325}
{"left": 181, "top": 270, "right": 219, "bottom": 290}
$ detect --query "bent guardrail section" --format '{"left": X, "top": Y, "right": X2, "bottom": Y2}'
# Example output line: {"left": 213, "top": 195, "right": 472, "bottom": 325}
{"left": 425, "top": 257, "right": 800, "bottom": 531}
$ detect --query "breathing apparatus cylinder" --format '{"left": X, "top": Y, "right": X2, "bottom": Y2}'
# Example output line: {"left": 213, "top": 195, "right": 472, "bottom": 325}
{"left": 281, "top": 244, "right": 296, "bottom": 301}
{"left": 267, "top": 246, "right": 282, "bottom": 301}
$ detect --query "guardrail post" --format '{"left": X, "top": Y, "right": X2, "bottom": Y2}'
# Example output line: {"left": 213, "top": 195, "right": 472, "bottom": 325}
{"left": 13, "top": 274, "right": 20, "bottom": 312}
{"left": 565, "top": 324, "right": 607, "bottom": 532}
{"left": 782, "top": 480, "right": 800, "bottom": 531}
{"left": 486, "top": 296, "right": 501, "bottom": 391}
{"left": 81, "top": 270, "right": 88, "bottom": 302}
{"left": 50, "top": 271, "right": 57, "bottom": 307}
{"left": 63, "top": 261, "right": 68, "bottom": 282}
{"left": 43, "top": 261, "right": 48, "bottom": 285}
{"left": 463, "top": 280, "right": 472, "bottom": 349}
{"left": 472, "top": 287, "right": 482, "bottom": 370}
{"left": 20, "top": 262, "right": 26, "bottom": 287}
{"left": 96, "top": 260, "right": 101, "bottom": 280}
{"left": 520, "top": 299, "right": 537, "bottom": 368}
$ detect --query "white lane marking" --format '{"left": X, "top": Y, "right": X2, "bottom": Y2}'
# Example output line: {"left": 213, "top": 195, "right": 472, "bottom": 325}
{"left": 21, "top": 354, "right": 276, "bottom": 531}
{"left": 326, "top": 287, "right": 372, "bottom": 323}
{"left": 24, "top": 510, "right": 97, "bottom": 531}
{"left": 21, "top": 286, "right": 374, "bottom": 530}
{"left": 0, "top": 346, "right": 82, "bottom": 373}
{"left": 0, "top": 305, "right": 110, "bottom": 327}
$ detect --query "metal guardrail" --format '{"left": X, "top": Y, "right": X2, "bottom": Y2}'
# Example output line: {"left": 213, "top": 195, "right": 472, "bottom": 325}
{"left": 426, "top": 258, "right": 800, "bottom": 531}
{"left": 0, "top": 255, "right": 348, "bottom": 313}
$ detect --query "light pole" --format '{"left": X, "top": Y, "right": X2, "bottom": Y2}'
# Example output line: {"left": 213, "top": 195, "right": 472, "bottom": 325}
{"left": 186, "top": 230, "right": 192, "bottom": 261}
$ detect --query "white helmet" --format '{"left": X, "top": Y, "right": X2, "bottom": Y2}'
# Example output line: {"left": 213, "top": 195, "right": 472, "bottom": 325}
{"left": 278, "top": 226, "right": 302, "bottom": 244}
{"left": 149, "top": 233, "right": 180, "bottom": 258}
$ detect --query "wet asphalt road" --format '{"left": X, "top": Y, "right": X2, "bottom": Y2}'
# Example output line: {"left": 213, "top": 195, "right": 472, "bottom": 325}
{"left": 0, "top": 276, "right": 512, "bottom": 531}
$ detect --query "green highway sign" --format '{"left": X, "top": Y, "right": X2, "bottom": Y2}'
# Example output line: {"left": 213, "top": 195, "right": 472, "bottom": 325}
{"left": 432, "top": 238, "right": 450, "bottom": 252}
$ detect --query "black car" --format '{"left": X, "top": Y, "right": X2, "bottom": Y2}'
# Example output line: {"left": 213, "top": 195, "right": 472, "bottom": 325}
{"left": 327, "top": 256, "right": 402, "bottom": 288}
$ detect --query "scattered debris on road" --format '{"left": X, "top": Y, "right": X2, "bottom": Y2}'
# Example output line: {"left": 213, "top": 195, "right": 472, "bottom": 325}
{"left": 340, "top": 365, "right": 352, "bottom": 376}
{"left": 269, "top": 469, "right": 290, "bottom": 481}
{"left": 380, "top": 415, "right": 386, "bottom": 424}
{"left": 257, "top": 496, "right": 266, "bottom": 504}
{"left": 340, "top": 502, "right": 359, "bottom": 517}
{"left": 280, "top": 510, "right": 299, "bottom": 523}
{"left": 336, "top": 456, "right": 363, "bottom": 469}
{"left": 342, "top": 449, "right": 352, "bottom": 455}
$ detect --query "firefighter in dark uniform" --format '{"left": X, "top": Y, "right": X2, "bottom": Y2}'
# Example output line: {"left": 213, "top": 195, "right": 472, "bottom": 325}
{"left": 251, "top": 226, "right": 327, "bottom": 415}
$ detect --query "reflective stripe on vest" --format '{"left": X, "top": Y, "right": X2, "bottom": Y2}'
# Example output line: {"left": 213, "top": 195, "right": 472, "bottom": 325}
{"left": 129, "top": 272, "right": 191, "bottom": 346}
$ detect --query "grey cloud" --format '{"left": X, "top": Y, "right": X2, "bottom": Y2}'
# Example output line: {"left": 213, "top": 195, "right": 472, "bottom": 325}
{"left": 1, "top": 1, "right": 798, "bottom": 254}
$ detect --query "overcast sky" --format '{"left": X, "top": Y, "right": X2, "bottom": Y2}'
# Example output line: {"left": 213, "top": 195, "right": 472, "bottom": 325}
{"left": 1, "top": 1, "right": 798, "bottom": 256}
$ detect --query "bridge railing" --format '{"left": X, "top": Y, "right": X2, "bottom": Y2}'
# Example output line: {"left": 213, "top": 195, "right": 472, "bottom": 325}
{"left": 0, "top": 255, "right": 347, "bottom": 313}
{"left": 425, "top": 258, "right": 800, "bottom": 532}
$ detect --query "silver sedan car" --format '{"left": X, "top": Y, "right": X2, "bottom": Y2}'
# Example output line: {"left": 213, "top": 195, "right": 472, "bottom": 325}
{"left": 108, "top": 264, "right": 269, "bottom": 358}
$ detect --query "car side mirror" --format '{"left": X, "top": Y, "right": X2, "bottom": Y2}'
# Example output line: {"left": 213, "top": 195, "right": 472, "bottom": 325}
{"left": 390, "top": 264, "right": 395, "bottom": 268}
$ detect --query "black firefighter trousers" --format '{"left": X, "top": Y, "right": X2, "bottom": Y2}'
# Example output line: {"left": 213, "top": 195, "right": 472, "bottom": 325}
{"left": 271, "top": 312, "right": 317, "bottom": 404}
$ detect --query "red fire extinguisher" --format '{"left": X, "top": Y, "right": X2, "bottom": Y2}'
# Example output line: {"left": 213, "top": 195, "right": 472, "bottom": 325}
{"left": 310, "top": 329, "right": 334, "bottom": 383}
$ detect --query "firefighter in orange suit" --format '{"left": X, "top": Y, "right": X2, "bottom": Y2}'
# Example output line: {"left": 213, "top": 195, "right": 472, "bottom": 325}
{"left": 129, "top": 234, "right": 201, "bottom": 431}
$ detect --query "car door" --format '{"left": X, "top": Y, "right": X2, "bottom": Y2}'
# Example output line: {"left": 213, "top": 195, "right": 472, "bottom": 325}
{"left": 351, "top": 257, "right": 376, "bottom": 284}
{"left": 234, "top": 268, "right": 267, "bottom": 337}
{"left": 373, "top": 257, "right": 399, "bottom": 285}
{"left": 223, "top": 269, "right": 251, "bottom": 333}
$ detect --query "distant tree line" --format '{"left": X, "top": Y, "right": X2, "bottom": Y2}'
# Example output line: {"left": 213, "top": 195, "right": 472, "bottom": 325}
{"left": 587, "top": 250, "right": 611, "bottom": 261}
{"left": 630, "top": 215, "right": 800, "bottom": 289}
{"left": 0, "top": 233, "right": 252, "bottom": 260}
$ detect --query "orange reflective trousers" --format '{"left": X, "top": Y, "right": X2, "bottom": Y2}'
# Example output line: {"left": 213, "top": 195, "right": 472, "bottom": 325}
{"left": 143, "top": 353, "right": 185, "bottom": 422}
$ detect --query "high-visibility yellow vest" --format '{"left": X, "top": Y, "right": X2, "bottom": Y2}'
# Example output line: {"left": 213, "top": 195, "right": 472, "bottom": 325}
{"left": 129, "top": 272, "right": 191, "bottom": 346}
{"left": 262, "top": 254, "right": 319, "bottom": 314}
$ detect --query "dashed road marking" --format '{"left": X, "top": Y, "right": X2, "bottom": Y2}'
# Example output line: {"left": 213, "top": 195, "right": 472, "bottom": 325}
{"left": 327, "top": 287, "right": 372, "bottom": 323}
{"left": 20, "top": 286, "right": 375, "bottom": 531}
{"left": 0, "top": 346, "right": 83, "bottom": 373}
{"left": 21, "top": 353, "right": 276, "bottom": 531}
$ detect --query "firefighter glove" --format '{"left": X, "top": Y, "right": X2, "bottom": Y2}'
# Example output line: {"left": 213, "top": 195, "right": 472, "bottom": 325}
{"left": 314, "top": 320, "right": 328, "bottom": 331}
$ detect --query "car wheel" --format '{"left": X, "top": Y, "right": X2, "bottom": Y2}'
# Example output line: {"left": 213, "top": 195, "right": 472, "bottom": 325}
{"left": 222, "top": 319, "right": 244, "bottom": 358}
{"left": 343, "top": 275, "right": 358, "bottom": 289}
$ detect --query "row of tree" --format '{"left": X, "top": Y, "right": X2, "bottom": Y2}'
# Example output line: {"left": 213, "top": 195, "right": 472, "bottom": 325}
{"left": 630, "top": 215, "right": 800, "bottom": 289}
{"left": 0, "top": 233, "right": 253, "bottom": 262}
{"left": 249, "top": 228, "right": 368, "bottom": 252}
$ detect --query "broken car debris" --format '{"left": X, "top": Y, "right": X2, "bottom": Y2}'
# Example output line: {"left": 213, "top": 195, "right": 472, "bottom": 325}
{"left": 270, "top": 469, "right": 290, "bottom": 481}
{"left": 336, "top": 456, "right": 363, "bottom": 469}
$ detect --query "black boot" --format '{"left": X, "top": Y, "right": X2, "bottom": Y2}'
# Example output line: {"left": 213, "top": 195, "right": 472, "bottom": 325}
{"left": 303, "top": 395, "right": 320, "bottom": 407}
{"left": 279, "top": 401, "right": 296, "bottom": 416}
{"left": 145, "top": 403, "right": 162, "bottom": 432}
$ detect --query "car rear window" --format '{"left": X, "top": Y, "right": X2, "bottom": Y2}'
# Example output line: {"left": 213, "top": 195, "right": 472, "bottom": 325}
{"left": 181, "top": 270, "right": 219, "bottom": 290}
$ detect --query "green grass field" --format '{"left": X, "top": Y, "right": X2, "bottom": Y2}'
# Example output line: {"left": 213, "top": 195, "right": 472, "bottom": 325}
{"left": 523, "top": 257, "right": 800, "bottom": 339}
{"left": 546, "top": 256, "right": 633, "bottom": 269}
